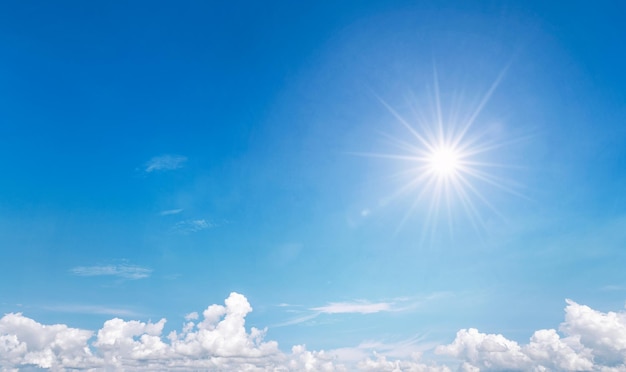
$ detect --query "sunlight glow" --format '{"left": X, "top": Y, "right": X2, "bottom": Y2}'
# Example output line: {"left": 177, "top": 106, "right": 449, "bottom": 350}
{"left": 428, "top": 146, "right": 461, "bottom": 176}
{"left": 365, "top": 68, "right": 524, "bottom": 239}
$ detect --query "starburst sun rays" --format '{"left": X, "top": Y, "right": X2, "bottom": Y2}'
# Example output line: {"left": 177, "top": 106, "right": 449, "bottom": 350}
{"left": 365, "top": 71, "right": 525, "bottom": 239}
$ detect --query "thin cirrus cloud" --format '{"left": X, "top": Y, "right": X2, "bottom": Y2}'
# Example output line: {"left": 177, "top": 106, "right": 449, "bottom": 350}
{"left": 2, "top": 293, "right": 626, "bottom": 370}
{"left": 172, "top": 219, "right": 215, "bottom": 234}
{"left": 311, "top": 301, "right": 393, "bottom": 314}
{"left": 160, "top": 208, "right": 184, "bottom": 216}
{"left": 275, "top": 294, "right": 450, "bottom": 327}
{"left": 274, "top": 300, "right": 399, "bottom": 327}
{"left": 144, "top": 154, "right": 187, "bottom": 173}
{"left": 70, "top": 264, "right": 152, "bottom": 280}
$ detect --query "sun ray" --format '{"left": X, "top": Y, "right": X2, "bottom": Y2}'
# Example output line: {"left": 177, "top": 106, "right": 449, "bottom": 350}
{"left": 376, "top": 97, "right": 435, "bottom": 152}
{"left": 365, "top": 69, "right": 525, "bottom": 239}
{"left": 452, "top": 66, "right": 509, "bottom": 149}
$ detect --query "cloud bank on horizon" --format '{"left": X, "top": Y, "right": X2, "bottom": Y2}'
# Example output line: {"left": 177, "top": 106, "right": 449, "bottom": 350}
{"left": 1, "top": 293, "right": 625, "bottom": 371}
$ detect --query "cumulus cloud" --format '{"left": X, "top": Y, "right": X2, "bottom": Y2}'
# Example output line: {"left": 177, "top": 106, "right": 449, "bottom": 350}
{"left": 70, "top": 264, "right": 152, "bottom": 280}
{"left": 144, "top": 154, "right": 187, "bottom": 173}
{"left": 0, "top": 293, "right": 282, "bottom": 371}
{"left": 435, "top": 299, "right": 626, "bottom": 371}
{"left": 2, "top": 296, "right": 626, "bottom": 371}
{"left": 0, "top": 312, "right": 99, "bottom": 370}
{"left": 560, "top": 299, "right": 626, "bottom": 366}
{"left": 358, "top": 353, "right": 451, "bottom": 372}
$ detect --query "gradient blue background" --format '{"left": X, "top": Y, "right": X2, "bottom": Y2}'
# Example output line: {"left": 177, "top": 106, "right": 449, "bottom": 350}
{"left": 1, "top": 0, "right": 625, "bottom": 352}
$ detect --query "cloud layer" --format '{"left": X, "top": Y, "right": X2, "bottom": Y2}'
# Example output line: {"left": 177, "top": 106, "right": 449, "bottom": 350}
{"left": 2, "top": 294, "right": 626, "bottom": 371}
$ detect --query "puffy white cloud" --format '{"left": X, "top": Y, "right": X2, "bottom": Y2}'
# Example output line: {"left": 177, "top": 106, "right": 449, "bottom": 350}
{"left": 0, "top": 293, "right": 283, "bottom": 371}
{"left": 436, "top": 299, "right": 626, "bottom": 371}
{"left": 358, "top": 353, "right": 451, "bottom": 372}
{"left": 168, "top": 292, "right": 280, "bottom": 359}
{"left": 0, "top": 312, "right": 98, "bottom": 370}
{"left": 2, "top": 295, "right": 626, "bottom": 371}
{"left": 560, "top": 299, "right": 626, "bottom": 365}
{"left": 144, "top": 154, "right": 187, "bottom": 173}
{"left": 436, "top": 328, "right": 532, "bottom": 370}
{"left": 288, "top": 344, "right": 344, "bottom": 371}
{"left": 524, "top": 329, "right": 594, "bottom": 370}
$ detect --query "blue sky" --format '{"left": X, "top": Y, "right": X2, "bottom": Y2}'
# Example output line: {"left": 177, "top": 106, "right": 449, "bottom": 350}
{"left": 1, "top": 1, "right": 626, "bottom": 370}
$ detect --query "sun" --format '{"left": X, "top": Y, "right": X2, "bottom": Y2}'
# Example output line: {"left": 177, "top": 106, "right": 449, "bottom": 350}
{"left": 363, "top": 69, "right": 523, "bottom": 238}
{"left": 428, "top": 146, "right": 461, "bottom": 177}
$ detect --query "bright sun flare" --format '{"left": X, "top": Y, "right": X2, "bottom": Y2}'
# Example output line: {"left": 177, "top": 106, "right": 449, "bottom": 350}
{"left": 428, "top": 147, "right": 460, "bottom": 176}
{"left": 366, "top": 69, "right": 523, "bottom": 238}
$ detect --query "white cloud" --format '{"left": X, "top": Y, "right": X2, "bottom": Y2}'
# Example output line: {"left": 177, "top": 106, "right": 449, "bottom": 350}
{"left": 312, "top": 301, "right": 392, "bottom": 314}
{"left": 172, "top": 219, "right": 215, "bottom": 233}
{"left": 435, "top": 299, "right": 626, "bottom": 371}
{"left": 274, "top": 299, "right": 400, "bottom": 327}
{"left": 70, "top": 264, "right": 152, "bottom": 280}
{"left": 2, "top": 296, "right": 626, "bottom": 371}
{"left": 144, "top": 154, "right": 187, "bottom": 173}
{"left": 276, "top": 295, "right": 445, "bottom": 327}
{"left": 160, "top": 208, "right": 184, "bottom": 216}
{"left": 560, "top": 299, "right": 626, "bottom": 366}
{"left": 0, "top": 312, "right": 99, "bottom": 370}
{"left": 288, "top": 344, "right": 343, "bottom": 371}
{"left": 184, "top": 312, "right": 199, "bottom": 321}
{"left": 357, "top": 352, "right": 451, "bottom": 372}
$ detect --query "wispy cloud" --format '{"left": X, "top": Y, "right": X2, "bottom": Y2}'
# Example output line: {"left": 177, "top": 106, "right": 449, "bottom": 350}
{"left": 274, "top": 300, "right": 398, "bottom": 327}
{"left": 601, "top": 284, "right": 626, "bottom": 291}
{"left": 172, "top": 219, "right": 215, "bottom": 233}
{"left": 275, "top": 293, "right": 452, "bottom": 327}
{"left": 144, "top": 154, "right": 187, "bottom": 173}
{"left": 160, "top": 208, "right": 184, "bottom": 216}
{"left": 273, "top": 312, "right": 321, "bottom": 327}
{"left": 312, "top": 301, "right": 393, "bottom": 314}
{"left": 70, "top": 264, "right": 152, "bottom": 280}
{"left": 43, "top": 304, "right": 140, "bottom": 317}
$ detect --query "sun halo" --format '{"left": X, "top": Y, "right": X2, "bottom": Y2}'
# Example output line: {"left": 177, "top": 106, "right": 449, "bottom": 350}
{"left": 427, "top": 146, "right": 461, "bottom": 177}
{"left": 366, "top": 69, "right": 521, "bottom": 239}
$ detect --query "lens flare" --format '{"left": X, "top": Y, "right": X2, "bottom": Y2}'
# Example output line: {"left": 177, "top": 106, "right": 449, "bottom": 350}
{"left": 362, "top": 69, "right": 525, "bottom": 240}
{"left": 428, "top": 147, "right": 460, "bottom": 176}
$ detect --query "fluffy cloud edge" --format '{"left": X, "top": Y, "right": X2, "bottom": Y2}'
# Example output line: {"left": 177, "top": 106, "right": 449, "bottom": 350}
{"left": 2, "top": 294, "right": 626, "bottom": 371}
